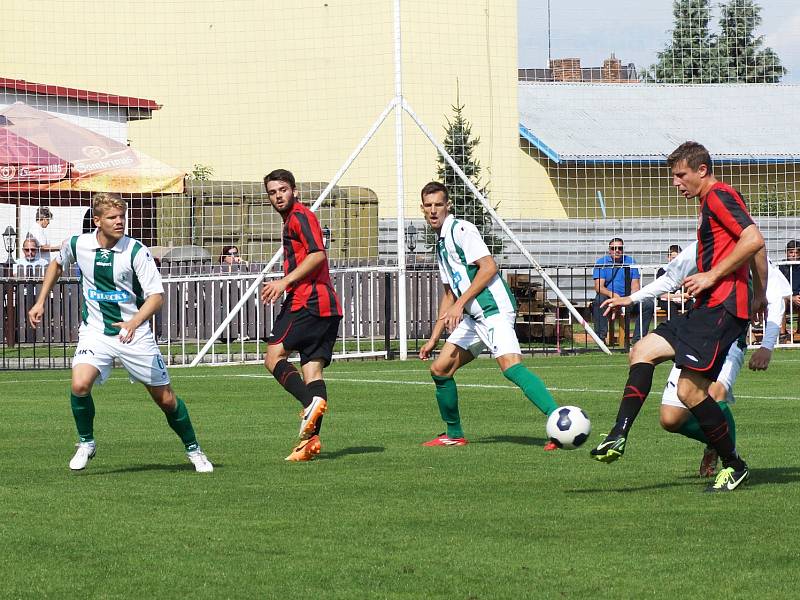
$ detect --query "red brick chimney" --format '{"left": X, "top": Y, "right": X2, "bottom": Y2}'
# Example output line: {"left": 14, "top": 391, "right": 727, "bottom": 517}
{"left": 550, "top": 58, "right": 582, "bottom": 82}
{"left": 602, "top": 53, "right": 622, "bottom": 82}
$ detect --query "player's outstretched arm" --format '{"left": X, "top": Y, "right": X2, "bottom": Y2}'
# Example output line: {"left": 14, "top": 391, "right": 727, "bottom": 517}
{"left": 600, "top": 294, "right": 631, "bottom": 317}
{"left": 28, "top": 260, "right": 63, "bottom": 327}
{"left": 604, "top": 247, "right": 694, "bottom": 315}
{"left": 750, "top": 264, "right": 788, "bottom": 370}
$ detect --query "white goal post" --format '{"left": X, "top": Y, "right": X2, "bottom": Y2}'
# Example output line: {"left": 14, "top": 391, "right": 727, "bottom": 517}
{"left": 189, "top": 0, "right": 610, "bottom": 366}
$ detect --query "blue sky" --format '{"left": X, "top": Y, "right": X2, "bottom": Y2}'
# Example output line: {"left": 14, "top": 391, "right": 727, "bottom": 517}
{"left": 518, "top": 1, "right": 800, "bottom": 83}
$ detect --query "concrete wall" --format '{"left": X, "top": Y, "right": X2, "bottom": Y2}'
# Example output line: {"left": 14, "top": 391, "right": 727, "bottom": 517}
{"left": 383, "top": 217, "right": 800, "bottom": 267}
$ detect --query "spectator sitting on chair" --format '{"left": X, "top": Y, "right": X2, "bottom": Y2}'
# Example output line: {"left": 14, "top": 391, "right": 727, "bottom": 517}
{"left": 592, "top": 237, "right": 653, "bottom": 344}
{"left": 219, "top": 245, "right": 247, "bottom": 268}
{"left": 26, "top": 206, "right": 62, "bottom": 262}
{"left": 15, "top": 237, "right": 49, "bottom": 272}
{"left": 657, "top": 244, "right": 693, "bottom": 316}
{"left": 779, "top": 239, "right": 800, "bottom": 342}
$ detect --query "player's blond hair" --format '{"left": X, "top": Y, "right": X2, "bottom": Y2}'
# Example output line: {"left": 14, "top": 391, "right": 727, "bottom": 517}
{"left": 91, "top": 192, "right": 127, "bottom": 217}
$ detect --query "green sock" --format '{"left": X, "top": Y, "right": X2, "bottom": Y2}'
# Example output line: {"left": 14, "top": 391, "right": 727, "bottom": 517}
{"left": 676, "top": 414, "right": 707, "bottom": 444}
{"left": 677, "top": 401, "right": 736, "bottom": 446}
{"left": 719, "top": 401, "right": 736, "bottom": 446}
{"left": 432, "top": 375, "right": 464, "bottom": 438}
{"left": 502, "top": 363, "right": 558, "bottom": 416}
{"left": 70, "top": 392, "right": 95, "bottom": 443}
{"left": 165, "top": 397, "right": 199, "bottom": 451}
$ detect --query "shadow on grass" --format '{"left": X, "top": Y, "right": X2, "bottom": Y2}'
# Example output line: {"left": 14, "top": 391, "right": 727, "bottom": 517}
{"left": 677, "top": 465, "right": 800, "bottom": 487}
{"left": 83, "top": 463, "right": 221, "bottom": 476}
{"left": 565, "top": 479, "right": 696, "bottom": 494}
{"left": 567, "top": 466, "right": 800, "bottom": 494}
{"left": 477, "top": 435, "right": 548, "bottom": 446}
{"left": 317, "top": 446, "right": 385, "bottom": 460}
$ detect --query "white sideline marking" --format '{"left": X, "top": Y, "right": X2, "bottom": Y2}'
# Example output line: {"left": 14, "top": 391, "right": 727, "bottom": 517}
{"left": 4, "top": 364, "right": 800, "bottom": 402}
{"left": 194, "top": 373, "right": 800, "bottom": 401}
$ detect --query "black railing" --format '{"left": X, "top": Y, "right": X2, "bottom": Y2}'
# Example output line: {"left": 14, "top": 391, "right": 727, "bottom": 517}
{"left": 5, "top": 262, "right": 798, "bottom": 369}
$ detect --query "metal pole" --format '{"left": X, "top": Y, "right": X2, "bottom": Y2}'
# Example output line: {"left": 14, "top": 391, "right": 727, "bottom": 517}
{"left": 402, "top": 98, "right": 611, "bottom": 354}
{"left": 3, "top": 264, "right": 16, "bottom": 349}
{"left": 189, "top": 101, "right": 397, "bottom": 367}
{"left": 547, "top": 0, "right": 552, "bottom": 64}
{"left": 394, "top": 0, "right": 408, "bottom": 360}
{"left": 384, "top": 272, "right": 393, "bottom": 359}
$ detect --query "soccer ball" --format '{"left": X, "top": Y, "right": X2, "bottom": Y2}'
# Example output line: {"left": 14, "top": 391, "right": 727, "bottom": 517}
{"left": 546, "top": 406, "right": 591, "bottom": 450}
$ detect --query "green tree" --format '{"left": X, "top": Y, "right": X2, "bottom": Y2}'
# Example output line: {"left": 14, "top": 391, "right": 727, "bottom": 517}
{"left": 749, "top": 184, "right": 798, "bottom": 217}
{"left": 429, "top": 100, "right": 501, "bottom": 254}
{"left": 646, "top": 0, "right": 716, "bottom": 83}
{"left": 714, "top": 0, "right": 785, "bottom": 83}
{"left": 646, "top": 0, "right": 784, "bottom": 83}
{"left": 188, "top": 163, "right": 214, "bottom": 181}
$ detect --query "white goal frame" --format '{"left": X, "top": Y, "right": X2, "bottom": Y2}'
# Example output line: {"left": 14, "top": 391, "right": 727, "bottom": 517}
{"left": 190, "top": 0, "right": 610, "bottom": 367}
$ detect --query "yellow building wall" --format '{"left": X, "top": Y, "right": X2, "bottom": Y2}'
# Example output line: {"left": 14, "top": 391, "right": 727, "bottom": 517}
{"left": 1, "top": 0, "right": 563, "bottom": 220}
{"left": 518, "top": 145, "right": 568, "bottom": 219}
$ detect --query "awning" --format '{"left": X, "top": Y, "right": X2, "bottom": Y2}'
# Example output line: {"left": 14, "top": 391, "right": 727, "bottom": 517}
{"left": 0, "top": 102, "right": 184, "bottom": 193}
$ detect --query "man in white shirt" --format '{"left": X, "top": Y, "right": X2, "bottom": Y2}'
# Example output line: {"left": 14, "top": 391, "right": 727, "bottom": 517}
{"left": 417, "top": 182, "right": 561, "bottom": 447}
{"left": 25, "top": 206, "right": 62, "bottom": 262}
{"left": 28, "top": 193, "right": 213, "bottom": 473}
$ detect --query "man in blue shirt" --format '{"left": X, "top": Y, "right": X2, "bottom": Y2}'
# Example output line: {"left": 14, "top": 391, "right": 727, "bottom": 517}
{"left": 592, "top": 238, "right": 653, "bottom": 344}
{"left": 779, "top": 239, "right": 800, "bottom": 341}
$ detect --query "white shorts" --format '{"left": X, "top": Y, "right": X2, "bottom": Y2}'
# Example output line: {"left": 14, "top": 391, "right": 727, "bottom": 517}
{"left": 446, "top": 311, "right": 521, "bottom": 359}
{"left": 661, "top": 342, "right": 744, "bottom": 408}
{"left": 73, "top": 329, "right": 171, "bottom": 387}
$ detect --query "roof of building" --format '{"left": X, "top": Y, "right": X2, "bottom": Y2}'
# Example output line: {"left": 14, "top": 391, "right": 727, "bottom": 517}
{"left": 519, "top": 82, "right": 800, "bottom": 163}
{"left": 518, "top": 65, "right": 639, "bottom": 83}
{"left": 0, "top": 77, "right": 161, "bottom": 110}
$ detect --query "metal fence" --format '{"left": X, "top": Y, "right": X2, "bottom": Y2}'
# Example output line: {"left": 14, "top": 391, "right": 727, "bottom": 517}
{"left": 3, "top": 262, "right": 799, "bottom": 369}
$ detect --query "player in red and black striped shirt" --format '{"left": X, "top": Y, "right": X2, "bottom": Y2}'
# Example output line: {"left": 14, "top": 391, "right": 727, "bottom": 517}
{"left": 591, "top": 142, "right": 768, "bottom": 493}
{"left": 261, "top": 169, "right": 342, "bottom": 462}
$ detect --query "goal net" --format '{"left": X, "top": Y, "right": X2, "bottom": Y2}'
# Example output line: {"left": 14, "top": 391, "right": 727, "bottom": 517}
{"left": 2, "top": 0, "right": 798, "bottom": 369}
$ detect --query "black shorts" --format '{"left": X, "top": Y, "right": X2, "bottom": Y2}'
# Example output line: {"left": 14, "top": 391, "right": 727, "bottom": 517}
{"left": 268, "top": 305, "right": 341, "bottom": 366}
{"left": 653, "top": 304, "right": 748, "bottom": 381}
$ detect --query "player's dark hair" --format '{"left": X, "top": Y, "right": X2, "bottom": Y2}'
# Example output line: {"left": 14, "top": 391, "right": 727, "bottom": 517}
{"left": 787, "top": 240, "right": 800, "bottom": 250}
{"left": 420, "top": 181, "right": 449, "bottom": 202}
{"left": 264, "top": 169, "right": 296, "bottom": 189}
{"left": 668, "top": 244, "right": 682, "bottom": 254}
{"left": 667, "top": 141, "right": 713, "bottom": 174}
{"left": 35, "top": 206, "right": 52, "bottom": 220}
{"left": 608, "top": 237, "right": 624, "bottom": 246}
{"left": 219, "top": 244, "right": 239, "bottom": 263}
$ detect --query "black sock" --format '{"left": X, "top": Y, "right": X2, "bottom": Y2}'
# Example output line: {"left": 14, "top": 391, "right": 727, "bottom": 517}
{"left": 689, "top": 396, "right": 745, "bottom": 470}
{"left": 611, "top": 362, "right": 655, "bottom": 436}
{"left": 272, "top": 359, "right": 313, "bottom": 408}
{"left": 307, "top": 379, "right": 327, "bottom": 436}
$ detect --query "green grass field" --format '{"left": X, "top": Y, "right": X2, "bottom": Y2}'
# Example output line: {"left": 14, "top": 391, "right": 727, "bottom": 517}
{"left": 2, "top": 353, "right": 799, "bottom": 599}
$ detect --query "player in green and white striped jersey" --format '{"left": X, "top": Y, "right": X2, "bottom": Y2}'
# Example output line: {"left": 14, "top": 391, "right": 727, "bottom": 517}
{"left": 417, "top": 182, "right": 560, "bottom": 447}
{"left": 28, "top": 193, "right": 213, "bottom": 473}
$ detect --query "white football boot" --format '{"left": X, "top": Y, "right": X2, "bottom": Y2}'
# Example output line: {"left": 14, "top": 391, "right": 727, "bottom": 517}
{"left": 69, "top": 441, "right": 96, "bottom": 471}
{"left": 186, "top": 447, "right": 214, "bottom": 473}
